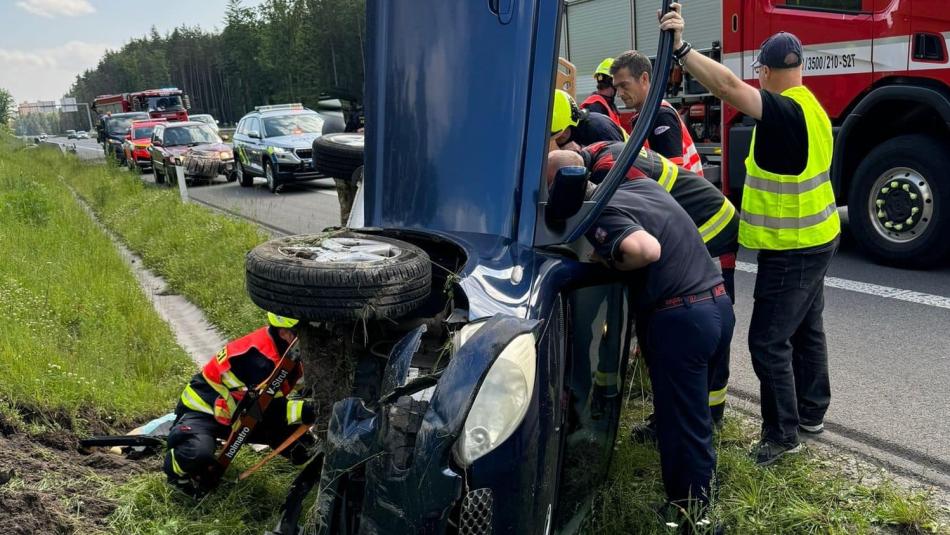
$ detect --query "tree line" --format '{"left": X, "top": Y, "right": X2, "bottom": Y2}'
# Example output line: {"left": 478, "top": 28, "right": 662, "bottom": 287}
{"left": 68, "top": 0, "right": 366, "bottom": 126}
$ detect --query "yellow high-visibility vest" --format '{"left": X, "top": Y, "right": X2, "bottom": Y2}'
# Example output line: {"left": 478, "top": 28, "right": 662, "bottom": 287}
{"left": 741, "top": 86, "right": 840, "bottom": 250}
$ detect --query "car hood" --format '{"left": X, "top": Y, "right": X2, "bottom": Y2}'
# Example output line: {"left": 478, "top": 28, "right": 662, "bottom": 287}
{"left": 131, "top": 138, "right": 151, "bottom": 145}
{"left": 265, "top": 133, "right": 321, "bottom": 149}
{"left": 363, "top": 0, "right": 559, "bottom": 242}
{"left": 164, "top": 143, "right": 230, "bottom": 156}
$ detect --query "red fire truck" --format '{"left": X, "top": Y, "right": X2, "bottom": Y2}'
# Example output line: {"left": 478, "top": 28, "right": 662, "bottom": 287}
{"left": 711, "top": 0, "right": 950, "bottom": 268}
{"left": 93, "top": 88, "right": 191, "bottom": 122}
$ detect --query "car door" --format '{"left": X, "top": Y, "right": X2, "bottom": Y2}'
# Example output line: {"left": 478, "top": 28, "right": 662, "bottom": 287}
{"left": 245, "top": 117, "right": 264, "bottom": 174}
{"left": 150, "top": 125, "right": 166, "bottom": 174}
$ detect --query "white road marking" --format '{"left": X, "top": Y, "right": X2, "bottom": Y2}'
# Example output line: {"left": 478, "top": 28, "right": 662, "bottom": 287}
{"left": 736, "top": 261, "right": 950, "bottom": 310}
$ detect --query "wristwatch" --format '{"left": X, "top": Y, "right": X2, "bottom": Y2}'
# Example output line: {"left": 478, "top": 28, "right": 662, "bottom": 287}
{"left": 673, "top": 41, "right": 692, "bottom": 66}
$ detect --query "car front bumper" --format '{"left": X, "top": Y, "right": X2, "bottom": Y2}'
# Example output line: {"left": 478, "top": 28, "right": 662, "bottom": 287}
{"left": 183, "top": 157, "right": 234, "bottom": 178}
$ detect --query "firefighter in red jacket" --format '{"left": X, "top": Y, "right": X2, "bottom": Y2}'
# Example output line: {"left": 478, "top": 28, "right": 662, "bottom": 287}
{"left": 580, "top": 58, "right": 624, "bottom": 131}
{"left": 163, "top": 312, "right": 317, "bottom": 496}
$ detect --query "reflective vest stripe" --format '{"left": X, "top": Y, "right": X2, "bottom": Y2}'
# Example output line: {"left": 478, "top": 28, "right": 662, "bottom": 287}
{"left": 169, "top": 449, "right": 187, "bottom": 476}
{"left": 286, "top": 400, "right": 304, "bottom": 425}
{"left": 220, "top": 371, "right": 244, "bottom": 391}
{"left": 661, "top": 100, "right": 704, "bottom": 177}
{"left": 741, "top": 86, "right": 840, "bottom": 250}
{"left": 708, "top": 386, "right": 728, "bottom": 407}
{"left": 744, "top": 171, "right": 831, "bottom": 195}
{"left": 657, "top": 157, "right": 680, "bottom": 192}
{"left": 594, "top": 370, "right": 618, "bottom": 387}
{"left": 741, "top": 202, "right": 838, "bottom": 230}
{"left": 699, "top": 198, "right": 737, "bottom": 243}
{"left": 180, "top": 385, "right": 214, "bottom": 415}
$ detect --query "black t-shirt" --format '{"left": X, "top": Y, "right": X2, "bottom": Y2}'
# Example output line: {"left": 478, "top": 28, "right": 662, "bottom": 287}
{"left": 586, "top": 179, "right": 723, "bottom": 309}
{"left": 630, "top": 106, "right": 683, "bottom": 161}
{"left": 581, "top": 142, "right": 739, "bottom": 257}
{"left": 753, "top": 90, "right": 808, "bottom": 175}
{"left": 569, "top": 111, "right": 625, "bottom": 146}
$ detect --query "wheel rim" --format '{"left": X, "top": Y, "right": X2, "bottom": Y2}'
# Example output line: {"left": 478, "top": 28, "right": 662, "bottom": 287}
{"left": 868, "top": 167, "right": 934, "bottom": 244}
{"left": 266, "top": 164, "right": 275, "bottom": 190}
{"left": 329, "top": 134, "right": 364, "bottom": 148}
{"left": 277, "top": 237, "right": 402, "bottom": 264}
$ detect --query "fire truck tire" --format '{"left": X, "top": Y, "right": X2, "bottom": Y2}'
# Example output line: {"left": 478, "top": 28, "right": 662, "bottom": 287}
{"left": 313, "top": 134, "right": 364, "bottom": 181}
{"left": 245, "top": 231, "right": 431, "bottom": 321}
{"left": 848, "top": 134, "right": 950, "bottom": 269}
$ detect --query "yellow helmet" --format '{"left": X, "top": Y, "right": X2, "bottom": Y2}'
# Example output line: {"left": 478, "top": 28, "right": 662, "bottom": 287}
{"left": 551, "top": 89, "right": 581, "bottom": 135}
{"left": 594, "top": 58, "right": 614, "bottom": 79}
{"left": 267, "top": 312, "right": 299, "bottom": 329}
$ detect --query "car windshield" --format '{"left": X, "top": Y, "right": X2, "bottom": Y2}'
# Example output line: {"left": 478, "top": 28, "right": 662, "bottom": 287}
{"left": 148, "top": 95, "right": 184, "bottom": 111}
{"left": 107, "top": 117, "right": 140, "bottom": 135}
{"left": 163, "top": 125, "right": 221, "bottom": 146}
{"left": 133, "top": 126, "right": 156, "bottom": 140}
{"left": 263, "top": 113, "right": 323, "bottom": 137}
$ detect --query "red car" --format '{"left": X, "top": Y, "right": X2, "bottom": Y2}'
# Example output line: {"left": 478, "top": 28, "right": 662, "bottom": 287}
{"left": 122, "top": 118, "right": 167, "bottom": 173}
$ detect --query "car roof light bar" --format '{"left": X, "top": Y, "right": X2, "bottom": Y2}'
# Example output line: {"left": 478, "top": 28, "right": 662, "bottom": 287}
{"left": 255, "top": 103, "right": 305, "bottom": 112}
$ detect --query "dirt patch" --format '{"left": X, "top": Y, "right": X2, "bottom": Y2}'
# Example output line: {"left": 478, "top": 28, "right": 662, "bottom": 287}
{"left": 0, "top": 430, "right": 157, "bottom": 535}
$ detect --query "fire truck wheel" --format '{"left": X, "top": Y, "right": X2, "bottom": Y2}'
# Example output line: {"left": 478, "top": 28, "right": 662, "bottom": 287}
{"left": 245, "top": 231, "right": 431, "bottom": 322}
{"left": 848, "top": 134, "right": 950, "bottom": 268}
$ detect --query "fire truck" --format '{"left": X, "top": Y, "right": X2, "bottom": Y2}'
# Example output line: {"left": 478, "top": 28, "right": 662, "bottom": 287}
{"left": 559, "top": 0, "right": 950, "bottom": 268}
{"left": 92, "top": 88, "right": 191, "bottom": 122}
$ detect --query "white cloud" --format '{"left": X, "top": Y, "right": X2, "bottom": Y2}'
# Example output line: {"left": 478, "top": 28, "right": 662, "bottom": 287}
{"left": 16, "top": 0, "right": 95, "bottom": 18}
{"left": 0, "top": 41, "right": 112, "bottom": 102}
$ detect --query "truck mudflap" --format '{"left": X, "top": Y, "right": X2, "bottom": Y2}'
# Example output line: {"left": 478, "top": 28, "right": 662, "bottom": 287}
{"left": 315, "top": 315, "right": 538, "bottom": 535}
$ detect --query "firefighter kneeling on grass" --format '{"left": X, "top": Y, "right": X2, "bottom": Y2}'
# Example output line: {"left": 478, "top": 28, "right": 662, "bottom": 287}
{"left": 164, "top": 312, "right": 317, "bottom": 496}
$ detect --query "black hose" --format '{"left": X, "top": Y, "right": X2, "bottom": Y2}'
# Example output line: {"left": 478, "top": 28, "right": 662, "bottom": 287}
{"left": 564, "top": 0, "right": 676, "bottom": 243}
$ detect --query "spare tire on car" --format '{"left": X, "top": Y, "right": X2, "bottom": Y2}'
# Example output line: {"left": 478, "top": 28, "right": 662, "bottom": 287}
{"left": 245, "top": 231, "right": 431, "bottom": 322}
{"left": 312, "top": 133, "right": 364, "bottom": 181}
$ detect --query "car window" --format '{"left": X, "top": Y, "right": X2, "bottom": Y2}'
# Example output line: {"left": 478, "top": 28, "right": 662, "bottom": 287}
{"left": 133, "top": 126, "right": 156, "bottom": 140}
{"left": 262, "top": 113, "right": 324, "bottom": 137}
{"left": 784, "top": 0, "right": 862, "bottom": 11}
{"left": 248, "top": 118, "right": 261, "bottom": 136}
{"left": 152, "top": 126, "right": 164, "bottom": 144}
{"left": 162, "top": 125, "right": 222, "bottom": 146}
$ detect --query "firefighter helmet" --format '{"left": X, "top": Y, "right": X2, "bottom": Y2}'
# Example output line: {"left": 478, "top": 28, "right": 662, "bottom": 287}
{"left": 551, "top": 90, "right": 581, "bottom": 135}
{"left": 594, "top": 58, "right": 614, "bottom": 80}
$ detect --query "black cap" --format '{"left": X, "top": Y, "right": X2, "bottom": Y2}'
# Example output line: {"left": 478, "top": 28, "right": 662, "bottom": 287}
{"left": 752, "top": 32, "right": 804, "bottom": 69}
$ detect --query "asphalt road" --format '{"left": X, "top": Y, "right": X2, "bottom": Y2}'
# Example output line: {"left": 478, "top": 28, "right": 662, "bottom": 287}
{"left": 50, "top": 137, "right": 950, "bottom": 490}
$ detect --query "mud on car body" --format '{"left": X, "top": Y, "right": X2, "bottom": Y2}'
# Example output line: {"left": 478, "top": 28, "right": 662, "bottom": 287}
{"left": 231, "top": 104, "right": 325, "bottom": 193}
{"left": 244, "top": 1, "right": 676, "bottom": 533}
{"left": 147, "top": 121, "right": 234, "bottom": 185}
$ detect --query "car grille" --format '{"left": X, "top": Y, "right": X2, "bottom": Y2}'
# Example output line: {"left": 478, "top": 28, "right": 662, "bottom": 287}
{"left": 295, "top": 148, "right": 313, "bottom": 159}
{"left": 459, "top": 488, "right": 493, "bottom": 535}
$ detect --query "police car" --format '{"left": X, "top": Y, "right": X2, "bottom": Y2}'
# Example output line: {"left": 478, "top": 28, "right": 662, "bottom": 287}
{"left": 231, "top": 103, "right": 325, "bottom": 192}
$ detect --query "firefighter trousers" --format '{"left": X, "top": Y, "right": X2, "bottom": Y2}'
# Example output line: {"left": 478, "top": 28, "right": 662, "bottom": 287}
{"left": 639, "top": 292, "right": 735, "bottom": 507}
{"left": 163, "top": 398, "right": 314, "bottom": 484}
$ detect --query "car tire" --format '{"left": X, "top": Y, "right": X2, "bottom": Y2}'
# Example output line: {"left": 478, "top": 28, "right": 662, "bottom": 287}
{"left": 313, "top": 133, "right": 364, "bottom": 181}
{"left": 264, "top": 160, "right": 279, "bottom": 193}
{"left": 848, "top": 134, "right": 950, "bottom": 269}
{"left": 245, "top": 231, "right": 431, "bottom": 322}
{"left": 152, "top": 159, "right": 165, "bottom": 184}
{"left": 236, "top": 161, "right": 253, "bottom": 187}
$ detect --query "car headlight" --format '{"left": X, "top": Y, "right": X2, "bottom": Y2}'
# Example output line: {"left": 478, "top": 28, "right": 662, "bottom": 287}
{"left": 271, "top": 146, "right": 289, "bottom": 154}
{"left": 220, "top": 151, "right": 232, "bottom": 160}
{"left": 454, "top": 332, "right": 536, "bottom": 466}
{"left": 173, "top": 156, "right": 183, "bottom": 165}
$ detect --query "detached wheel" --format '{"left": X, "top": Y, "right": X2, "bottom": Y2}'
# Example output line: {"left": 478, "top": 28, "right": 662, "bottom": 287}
{"left": 236, "top": 161, "right": 253, "bottom": 187}
{"left": 848, "top": 135, "right": 950, "bottom": 268}
{"left": 313, "top": 133, "right": 364, "bottom": 180}
{"left": 245, "top": 231, "right": 431, "bottom": 321}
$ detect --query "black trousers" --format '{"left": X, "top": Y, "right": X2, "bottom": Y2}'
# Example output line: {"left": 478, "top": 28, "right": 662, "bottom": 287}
{"left": 163, "top": 398, "right": 312, "bottom": 483}
{"left": 640, "top": 292, "right": 735, "bottom": 507}
{"left": 748, "top": 240, "right": 837, "bottom": 445}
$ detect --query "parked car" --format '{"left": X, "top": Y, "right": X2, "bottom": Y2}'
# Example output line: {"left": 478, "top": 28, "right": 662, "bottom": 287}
{"left": 189, "top": 113, "right": 219, "bottom": 133}
{"left": 231, "top": 103, "right": 324, "bottom": 192}
{"left": 66, "top": 129, "right": 77, "bottom": 139}
{"left": 99, "top": 112, "right": 150, "bottom": 164}
{"left": 122, "top": 119, "right": 167, "bottom": 173}
{"left": 147, "top": 121, "right": 234, "bottom": 185}
{"left": 242, "top": 1, "right": 675, "bottom": 533}
{"left": 76, "top": 130, "right": 89, "bottom": 139}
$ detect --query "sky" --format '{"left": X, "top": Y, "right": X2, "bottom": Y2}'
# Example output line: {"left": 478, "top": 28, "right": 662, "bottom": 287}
{"left": 0, "top": 0, "right": 266, "bottom": 104}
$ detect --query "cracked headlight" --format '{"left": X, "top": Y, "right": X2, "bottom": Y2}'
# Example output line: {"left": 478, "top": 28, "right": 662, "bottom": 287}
{"left": 454, "top": 332, "right": 536, "bottom": 466}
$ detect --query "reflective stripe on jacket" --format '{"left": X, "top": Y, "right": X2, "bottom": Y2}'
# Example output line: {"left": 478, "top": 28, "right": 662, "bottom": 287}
{"left": 741, "top": 86, "right": 840, "bottom": 250}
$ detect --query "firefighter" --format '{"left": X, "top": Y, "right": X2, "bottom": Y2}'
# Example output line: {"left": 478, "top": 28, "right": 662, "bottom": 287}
{"left": 547, "top": 150, "right": 734, "bottom": 520}
{"left": 551, "top": 89, "right": 626, "bottom": 150}
{"left": 662, "top": 3, "right": 840, "bottom": 465}
{"left": 577, "top": 141, "right": 738, "bottom": 441}
{"left": 580, "top": 58, "right": 624, "bottom": 130}
{"left": 610, "top": 50, "right": 705, "bottom": 176}
{"left": 164, "top": 312, "right": 317, "bottom": 496}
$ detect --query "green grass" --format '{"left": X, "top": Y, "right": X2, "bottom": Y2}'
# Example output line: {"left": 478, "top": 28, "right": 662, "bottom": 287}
{"left": 589, "top": 368, "right": 947, "bottom": 534}
{"left": 0, "top": 138, "right": 192, "bottom": 429}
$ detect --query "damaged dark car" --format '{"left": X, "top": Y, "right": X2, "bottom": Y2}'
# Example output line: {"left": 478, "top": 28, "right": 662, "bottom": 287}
{"left": 243, "top": 0, "right": 677, "bottom": 533}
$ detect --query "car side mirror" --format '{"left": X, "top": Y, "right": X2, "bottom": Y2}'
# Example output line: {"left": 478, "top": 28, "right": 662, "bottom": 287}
{"left": 220, "top": 133, "right": 230, "bottom": 142}
{"left": 248, "top": 130, "right": 261, "bottom": 139}
{"left": 546, "top": 166, "right": 589, "bottom": 221}
{"left": 153, "top": 139, "right": 162, "bottom": 147}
